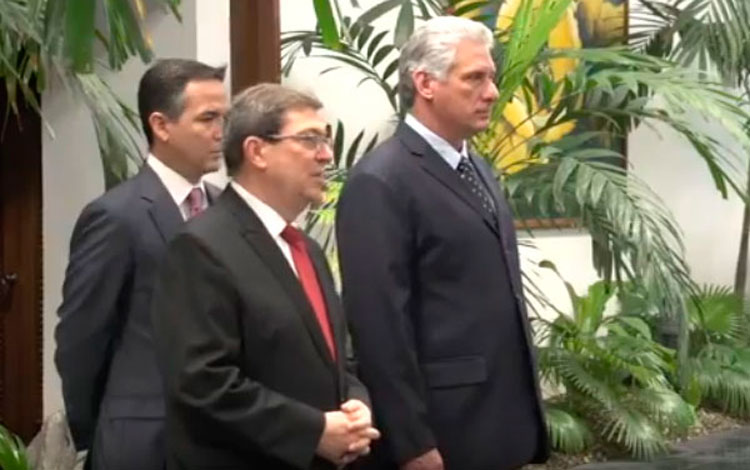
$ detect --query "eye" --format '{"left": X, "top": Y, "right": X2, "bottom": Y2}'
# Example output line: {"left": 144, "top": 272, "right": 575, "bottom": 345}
{"left": 198, "top": 112, "right": 220, "bottom": 122}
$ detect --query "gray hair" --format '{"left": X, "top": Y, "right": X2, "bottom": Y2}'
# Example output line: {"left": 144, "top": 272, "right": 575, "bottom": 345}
{"left": 398, "top": 16, "right": 494, "bottom": 110}
{"left": 223, "top": 83, "right": 322, "bottom": 176}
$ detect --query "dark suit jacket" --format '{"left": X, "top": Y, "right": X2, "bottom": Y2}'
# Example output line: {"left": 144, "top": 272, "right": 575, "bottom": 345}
{"left": 151, "top": 186, "right": 370, "bottom": 470}
{"left": 55, "top": 165, "right": 221, "bottom": 470}
{"left": 336, "top": 123, "right": 549, "bottom": 470}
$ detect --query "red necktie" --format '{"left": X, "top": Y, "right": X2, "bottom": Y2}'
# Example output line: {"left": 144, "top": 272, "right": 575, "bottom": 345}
{"left": 281, "top": 225, "right": 337, "bottom": 360}
{"left": 186, "top": 187, "right": 205, "bottom": 219}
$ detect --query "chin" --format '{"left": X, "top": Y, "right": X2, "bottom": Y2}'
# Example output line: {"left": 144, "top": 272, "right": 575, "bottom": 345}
{"left": 307, "top": 193, "right": 326, "bottom": 208}
{"left": 204, "top": 162, "right": 222, "bottom": 173}
{"left": 475, "top": 118, "right": 492, "bottom": 131}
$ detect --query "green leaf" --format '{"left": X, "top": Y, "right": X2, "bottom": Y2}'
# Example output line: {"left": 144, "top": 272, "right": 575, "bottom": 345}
{"left": 545, "top": 406, "right": 593, "bottom": 454}
{"left": 346, "top": 129, "right": 367, "bottom": 168}
{"left": 616, "top": 316, "right": 654, "bottom": 340}
{"left": 0, "top": 424, "right": 30, "bottom": 470}
{"left": 313, "top": 0, "right": 341, "bottom": 49}
{"left": 394, "top": 0, "right": 415, "bottom": 48}
{"left": 333, "top": 120, "right": 345, "bottom": 167}
{"left": 353, "top": 0, "right": 402, "bottom": 30}
{"left": 65, "top": 0, "right": 97, "bottom": 73}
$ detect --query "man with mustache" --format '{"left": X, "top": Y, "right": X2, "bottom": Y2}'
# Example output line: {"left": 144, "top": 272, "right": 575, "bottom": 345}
{"left": 336, "top": 16, "right": 549, "bottom": 470}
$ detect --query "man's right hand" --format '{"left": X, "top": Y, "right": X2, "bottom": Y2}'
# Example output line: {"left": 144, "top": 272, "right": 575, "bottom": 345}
{"left": 400, "top": 448, "right": 444, "bottom": 470}
{"left": 317, "top": 410, "right": 378, "bottom": 466}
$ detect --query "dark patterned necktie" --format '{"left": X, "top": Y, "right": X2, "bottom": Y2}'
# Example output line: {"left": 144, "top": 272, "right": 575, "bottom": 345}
{"left": 457, "top": 156, "right": 496, "bottom": 217}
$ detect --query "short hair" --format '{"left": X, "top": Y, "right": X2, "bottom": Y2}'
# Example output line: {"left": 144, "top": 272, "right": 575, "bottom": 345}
{"left": 398, "top": 16, "right": 494, "bottom": 110}
{"left": 223, "top": 83, "right": 323, "bottom": 176}
{"left": 137, "top": 58, "right": 226, "bottom": 146}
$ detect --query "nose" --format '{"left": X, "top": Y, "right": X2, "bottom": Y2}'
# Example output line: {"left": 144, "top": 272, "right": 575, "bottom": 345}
{"left": 212, "top": 115, "right": 224, "bottom": 140}
{"left": 317, "top": 142, "right": 334, "bottom": 163}
{"left": 485, "top": 79, "right": 499, "bottom": 102}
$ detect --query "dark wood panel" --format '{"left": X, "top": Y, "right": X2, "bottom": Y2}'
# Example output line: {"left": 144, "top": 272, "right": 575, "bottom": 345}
{"left": 230, "top": 0, "right": 281, "bottom": 93}
{"left": 0, "top": 87, "right": 43, "bottom": 442}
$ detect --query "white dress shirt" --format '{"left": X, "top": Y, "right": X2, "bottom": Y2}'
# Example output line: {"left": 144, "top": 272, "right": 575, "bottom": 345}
{"left": 404, "top": 114, "right": 496, "bottom": 212}
{"left": 404, "top": 113, "right": 468, "bottom": 169}
{"left": 230, "top": 181, "right": 298, "bottom": 276}
{"left": 147, "top": 154, "right": 207, "bottom": 221}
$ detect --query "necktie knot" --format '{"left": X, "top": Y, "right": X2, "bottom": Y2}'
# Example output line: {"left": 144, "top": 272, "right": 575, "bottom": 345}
{"left": 186, "top": 187, "right": 205, "bottom": 218}
{"left": 281, "top": 224, "right": 304, "bottom": 247}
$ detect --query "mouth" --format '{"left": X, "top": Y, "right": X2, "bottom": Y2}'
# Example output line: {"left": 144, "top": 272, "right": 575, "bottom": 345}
{"left": 312, "top": 173, "right": 327, "bottom": 188}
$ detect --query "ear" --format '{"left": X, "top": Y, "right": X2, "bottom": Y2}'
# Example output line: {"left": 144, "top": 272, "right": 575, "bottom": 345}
{"left": 242, "top": 136, "right": 269, "bottom": 171}
{"left": 148, "top": 112, "right": 171, "bottom": 143}
{"left": 412, "top": 69, "right": 437, "bottom": 102}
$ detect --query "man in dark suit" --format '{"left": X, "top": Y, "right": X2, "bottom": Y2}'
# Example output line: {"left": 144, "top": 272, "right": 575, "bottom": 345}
{"left": 336, "top": 16, "right": 549, "bottom": 470}
{"left": 54, "top": 58, "right": 228, "bottom": 470}
{"left": 151, "top": 83, "right": 379, "bottom": 470}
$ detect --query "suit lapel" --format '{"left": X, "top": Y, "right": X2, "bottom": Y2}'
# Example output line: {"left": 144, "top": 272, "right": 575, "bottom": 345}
{"left": 205, "top": 182, "right": 223, "bottom": 205}
{"left": 138, "top": 165, "right": 184, "bottom": 244}
{"left": 307, "top": 242, "right": 346, "bottom": 395}
{"left": 223, "top": 188, "right": 337, "bottom": 371}
{"left": 397, "top": 123, "right": 500, "bottom": 238}
{"left": 470, "top": 152, "right": 528, "bottom": 307}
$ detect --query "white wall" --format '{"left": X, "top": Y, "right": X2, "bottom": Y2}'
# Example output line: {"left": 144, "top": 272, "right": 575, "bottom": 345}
{"left": 42, "top": 0, "right": 232, "bottom": 415}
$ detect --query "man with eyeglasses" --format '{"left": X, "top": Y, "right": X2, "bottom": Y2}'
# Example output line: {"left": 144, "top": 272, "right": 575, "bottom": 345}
{"left": 151, "top": 83, "right": 379, "bottom": 470}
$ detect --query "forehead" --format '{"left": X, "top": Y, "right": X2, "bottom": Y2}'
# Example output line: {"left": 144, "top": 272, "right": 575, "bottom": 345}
{"left": 450, "top": 39, "right": 495, "bottom": 72}
{"left": 181, "top": 79, "right": 227, "bottom": 110}
{"left": 280, "top": 107, "right": 327, "bottom": 132}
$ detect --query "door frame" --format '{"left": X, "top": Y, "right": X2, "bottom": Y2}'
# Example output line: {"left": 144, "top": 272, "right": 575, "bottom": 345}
{"left": 230, "top": 0, "right": 281, "bottom": 92}
{"left": 0, "top": 88, "right": 44, "bottom": 442}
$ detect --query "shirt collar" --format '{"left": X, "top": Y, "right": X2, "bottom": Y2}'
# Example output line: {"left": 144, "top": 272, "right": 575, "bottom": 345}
{"left": 404, "top": 114, "right": 468, "bottom": 170}
{"left": 147, "top": 153, "right": 205, "bottom": 207}
{"left": 229, "top": 181, "right": 288, "bottom": 239}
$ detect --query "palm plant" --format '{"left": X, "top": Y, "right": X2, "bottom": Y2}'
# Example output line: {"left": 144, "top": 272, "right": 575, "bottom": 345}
{"left": 1, "top": 0, "right": 181, "bottom": 187}
{"left": 536, "top": 274, "right": 694, "bottom": 458}
{"left": 686, "top": 284, "right": 750, "bottom": 416}
{"left": 285, "top": 0, "right": 750, "bottom": 387}
{"left": 630, "top": 0, "right": 750, "bottom": 300}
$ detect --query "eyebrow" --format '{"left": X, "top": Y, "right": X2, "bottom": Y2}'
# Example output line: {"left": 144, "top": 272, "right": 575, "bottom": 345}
{"left": 293, "top": 124, "right": 330, "bottom": 136}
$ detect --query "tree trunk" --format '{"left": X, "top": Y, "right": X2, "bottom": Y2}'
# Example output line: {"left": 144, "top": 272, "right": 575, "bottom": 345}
{"left": 734, "top": 166, "right": 750, "bottom": 298}
{"left": 733, "top": 82, "right": 750, "bottom": 299}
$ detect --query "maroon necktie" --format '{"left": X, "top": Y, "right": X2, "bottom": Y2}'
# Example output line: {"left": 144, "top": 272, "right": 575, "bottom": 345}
{"left": 281, "top": 225, "right": 336, "bottom": 360}
{"left": 185, "top": 187, "right": 205, "bottom": 219}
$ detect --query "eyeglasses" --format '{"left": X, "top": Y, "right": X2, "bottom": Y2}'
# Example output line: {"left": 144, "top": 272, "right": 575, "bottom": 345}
{"left": 263, "top": 125, "right": 333, "bottom": 152}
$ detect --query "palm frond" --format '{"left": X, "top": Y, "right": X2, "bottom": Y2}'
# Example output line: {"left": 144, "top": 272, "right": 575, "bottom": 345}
{"left": 630, "top": 387, "right": 696, "bottom": 431}
{"left": 631, "top": 0, "right": 750, "bottom": 87}
{"left": 602, "top": 406, "right": 668, "bottom": 459}
{"left": 690, "top": 344, "right": 750, "bottom": 416}
{"left": 72, "top": 73, "right": 144, "bottom": 187}
{"left": 544, "top": 405, "right": 593, "bottom": 454}
{"left": 688, "top": 284, "right": 745, "bottom": 344}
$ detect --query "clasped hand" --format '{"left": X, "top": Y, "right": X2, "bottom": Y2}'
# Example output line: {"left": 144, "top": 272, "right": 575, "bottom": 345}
{"left": 317, "top": 399, "right": 380, "bottom": 467}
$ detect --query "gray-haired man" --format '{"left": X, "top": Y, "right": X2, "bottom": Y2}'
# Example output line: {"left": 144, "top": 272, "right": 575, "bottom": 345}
{"left": 336, "top": 16, "right": 549, "bottom": 470}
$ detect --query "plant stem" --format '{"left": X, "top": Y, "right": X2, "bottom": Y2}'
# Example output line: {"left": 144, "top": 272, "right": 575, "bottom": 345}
{"left": 732, "top": 81, "right": 750, "bottom": 300}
